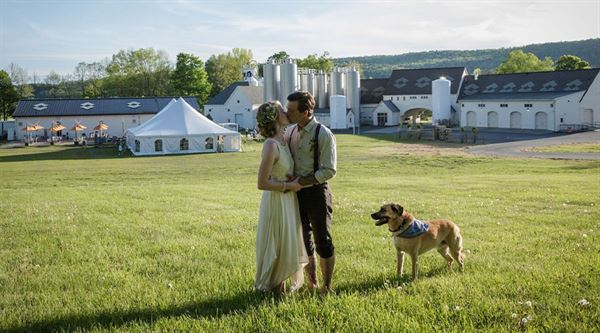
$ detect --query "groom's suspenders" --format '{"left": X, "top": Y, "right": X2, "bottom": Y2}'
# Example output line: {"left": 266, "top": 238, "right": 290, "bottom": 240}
{"left": 288, "top": 123, "right": 322, "bottom": 174}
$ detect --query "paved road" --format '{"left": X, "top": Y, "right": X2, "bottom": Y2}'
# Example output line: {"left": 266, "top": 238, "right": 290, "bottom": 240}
{"left": 465, "top": 130, "right": 600, "bottom": 160}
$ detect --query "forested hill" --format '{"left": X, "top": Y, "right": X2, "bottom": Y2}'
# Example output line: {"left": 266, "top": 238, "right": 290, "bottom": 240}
{"left": 333, "top": 39, "right": 600, "bottom": 78}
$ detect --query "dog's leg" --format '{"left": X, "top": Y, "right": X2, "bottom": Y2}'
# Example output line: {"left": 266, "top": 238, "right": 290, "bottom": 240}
{"left": 449, "top": 236, "right": 465, "bottom": 273}
{"left": 396, "top": 250, "right": 405, "bottom": 277}
{"left": 410, "top": 252, "right": 418, "bottom": 280}
{"left": 437, "top": 244, "right": 454, "bottom": 269}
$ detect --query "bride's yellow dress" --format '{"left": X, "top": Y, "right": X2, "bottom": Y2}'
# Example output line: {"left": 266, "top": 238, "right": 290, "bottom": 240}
{"left": 255, "top": 139, "right": 308, "bottom": 291}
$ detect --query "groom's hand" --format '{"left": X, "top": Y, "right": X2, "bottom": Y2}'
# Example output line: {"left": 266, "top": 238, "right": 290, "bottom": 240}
{"left": 298, "top": 175, "right": 318, "bottom": 187}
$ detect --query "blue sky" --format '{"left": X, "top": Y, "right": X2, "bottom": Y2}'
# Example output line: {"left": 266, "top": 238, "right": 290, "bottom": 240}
{"left": 1, "top": 0, "right": 599, "bottom": 77}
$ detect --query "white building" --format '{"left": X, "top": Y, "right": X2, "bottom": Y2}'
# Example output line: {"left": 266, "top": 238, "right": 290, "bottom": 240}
{"left": 361, "top": 67, "right": 467, "bottom": 126}
{"left": 12, "top": 97, "right": 200, "bottom": 141}
{"left": 204, "top": 81, "right": 263, "bottom": 131}
{"left": 457, "top": 69, "right": 600, "bottom": 131}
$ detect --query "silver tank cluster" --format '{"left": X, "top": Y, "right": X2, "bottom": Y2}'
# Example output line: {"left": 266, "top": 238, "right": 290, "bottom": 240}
{"left": 262, "top": 61, "right": 361, "bottom": 127}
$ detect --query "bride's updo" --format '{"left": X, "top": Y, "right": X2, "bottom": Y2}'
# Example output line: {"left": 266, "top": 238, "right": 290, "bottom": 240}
{"left": 256, "top": 101, "right": 282, "bottom": 138}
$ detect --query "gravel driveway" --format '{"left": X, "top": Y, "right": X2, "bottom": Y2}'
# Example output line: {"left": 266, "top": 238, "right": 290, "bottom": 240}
{"left": 465, "top": 130, "right": 600, "bottom": 160}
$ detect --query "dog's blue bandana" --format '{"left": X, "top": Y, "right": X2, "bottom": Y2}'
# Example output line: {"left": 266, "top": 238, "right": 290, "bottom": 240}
{"left": 398, "top": 219, "right": 429, "bottom": 238}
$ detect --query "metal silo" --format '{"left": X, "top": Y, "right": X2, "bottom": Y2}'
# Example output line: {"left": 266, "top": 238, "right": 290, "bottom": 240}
{"left": 299, "top": 69, "right": 309, "bottom": 92}
{"left": 279, "top": 58, "right": 297, "bottom": 103}
{"left": 307, "top": 69, "right": 316, "bottom": 98}
{"left": 330, "top": 68, "right": 345, "bottom": 96}
{"left": 262, "top": 60, "right": 280, "bottom": 103}
{"left": 432, "top": 77, "right": 452, "bottom": 125}
{"left": 316, "top": 71, "right": 328, "bottom": 109}
{"left": 345, "top": 67, "right": 360, "bottom": 129}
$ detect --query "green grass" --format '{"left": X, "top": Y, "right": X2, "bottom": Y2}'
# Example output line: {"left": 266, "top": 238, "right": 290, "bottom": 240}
{"left": 1, "top": 135, "right": 599, "bottom": 332}
{"left": 531, "top": 143, "right": 600, "bottom": 153}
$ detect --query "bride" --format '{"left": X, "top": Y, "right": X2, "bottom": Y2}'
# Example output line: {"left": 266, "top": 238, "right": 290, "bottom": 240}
{"left": 254, "top": 101, "right": 308, "bottom": 294}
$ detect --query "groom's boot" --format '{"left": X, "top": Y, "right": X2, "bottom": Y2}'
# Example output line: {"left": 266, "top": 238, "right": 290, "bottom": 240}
{"left": 320, "top": 255, "right": 335, "bottom": 293}
{"left": 305, "top": 255, "right": 318, "bottom": 290}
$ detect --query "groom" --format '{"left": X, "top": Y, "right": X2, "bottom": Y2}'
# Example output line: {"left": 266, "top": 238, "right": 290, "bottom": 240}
{"left": 285, "top": 91, "right": 337, "bottom": 292}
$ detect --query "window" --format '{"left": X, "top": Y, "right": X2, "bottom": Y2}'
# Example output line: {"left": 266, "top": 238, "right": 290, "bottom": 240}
{"left": 237, "top": 100, "right": 240, "bottom": 103}
{"left": 205, "top": 137, "right": 214, "bottom": 149}
{"left": 550, "top": 103, "right": 554, "bottom": 107}
{"left": 396, "top": 96, "right": 399, "bottom": 101}
{"left": 154, "top": 139, "right": 163, "bottom": 152}
{"left": 180, "top": 138, "right": 189, "bottom": 150}
{"left": 500, "top": 104, "right": 508, "bottom": 108}
{"left": 403, "top": 96, "right": 406, "bottom": 101}
{"left": 134, "top": 140, "right": 140, "bottom": 152}
{"left": 410, "top": 96, "right": 417, "bottom": 99}
{"left": 227, "top": 108, "right": 230, "bottom": 112}
{"left": 18, "top": 122, "right": 23, "bottom": 126}
{"left": 421, "top": 96, "right": 428, "bottom": 99}
{"left": 524, "top": 103, "right": 533, "bottom": 108}
{"left": 132, "top": 119, "right": 136, "bottom": 123}
{"left": 461, "top": 104, "right": 464, "bottom": 107}
{"left": 478, "top": 104, "right": 486, "bottom": 107}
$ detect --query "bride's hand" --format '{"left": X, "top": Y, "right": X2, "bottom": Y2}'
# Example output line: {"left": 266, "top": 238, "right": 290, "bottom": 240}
{"left": 286, "top": 177, "right": 303, "bottom": 192}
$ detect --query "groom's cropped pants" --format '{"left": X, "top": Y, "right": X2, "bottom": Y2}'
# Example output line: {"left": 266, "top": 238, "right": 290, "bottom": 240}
{"left": 297, "top": 183, "right": 335, "bottom": 259}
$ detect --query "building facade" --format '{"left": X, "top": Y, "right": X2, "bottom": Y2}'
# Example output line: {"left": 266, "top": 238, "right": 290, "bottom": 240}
{"left": 204, "top": 81, "right": 263, "bottom": 131}
{"left": 12, "top": 97, "right": 200, "bottom": 141}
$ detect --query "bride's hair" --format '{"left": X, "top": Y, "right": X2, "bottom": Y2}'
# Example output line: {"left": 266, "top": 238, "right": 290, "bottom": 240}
{"left": 256, "top": 101, "right": 281, "bottom": 138}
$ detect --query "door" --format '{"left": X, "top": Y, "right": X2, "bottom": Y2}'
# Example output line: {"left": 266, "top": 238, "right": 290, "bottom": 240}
{"left": 510, "top": 112, "right": 521, "bottom": 129}
{"left": 487, "top": 111, "right": 498, "bottom": 128}
{"left": 583, "top": 109, "right": 593, "bottom": 125}
{"left": 377, "top": 113, "right": 387, "bottom": 126}
{"left": 535, "top": 112, "right": 547, "bottom": 130}
{"left": 234, "top": 113, "right": 243, "bottom": 129}
{"left": 466, "top": 111, "right": 476, "bottom": 127}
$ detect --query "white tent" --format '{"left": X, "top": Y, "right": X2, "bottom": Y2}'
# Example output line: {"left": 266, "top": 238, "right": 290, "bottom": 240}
{"left": 126, "top": 97, "right": 241, "bottom": 156}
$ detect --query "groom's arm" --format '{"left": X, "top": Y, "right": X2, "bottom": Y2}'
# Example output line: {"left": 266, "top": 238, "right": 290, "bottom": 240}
{"left": 299, "top": 132, "right": 337, "bottom": 186}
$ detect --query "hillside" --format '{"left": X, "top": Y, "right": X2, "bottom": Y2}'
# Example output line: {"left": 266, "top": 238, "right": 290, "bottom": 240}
{"left": 334, "top": 39, "right": 600, "bottom": 78}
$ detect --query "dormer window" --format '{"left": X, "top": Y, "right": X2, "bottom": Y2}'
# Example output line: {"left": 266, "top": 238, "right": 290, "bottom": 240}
{"left": 128, "top": 101, "right": 141, "bottom": 109}
{"left": 33, "top": 103, "right": 48, "bottom": 111}
{"left": 80, "top": 102, "right": 94, "bottom": 110}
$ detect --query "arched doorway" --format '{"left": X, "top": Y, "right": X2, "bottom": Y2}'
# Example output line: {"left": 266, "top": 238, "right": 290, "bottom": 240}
{"left": 403, "top": 108, "right": 432, "bottom": 126}
{"left": 535, "top": 112, "right": 548, "bottom": 130}
{"left": 466, "top": 111, "right": 476, "bottom": 127}
{"left": 487, "top": 111, "right": 498, "bottom": 128}
{"left": 510, "top": 112, "right": 521, "bottom": 129}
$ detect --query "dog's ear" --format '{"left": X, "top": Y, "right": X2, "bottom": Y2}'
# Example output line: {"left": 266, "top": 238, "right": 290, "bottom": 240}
{"left": 391, "top": 204, "right": 403, "bottom": 215}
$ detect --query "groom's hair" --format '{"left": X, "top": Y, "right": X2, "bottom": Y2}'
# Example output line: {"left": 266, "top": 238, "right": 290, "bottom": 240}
{"left": 287, "top": 91, "right": 315, "bottom": 115}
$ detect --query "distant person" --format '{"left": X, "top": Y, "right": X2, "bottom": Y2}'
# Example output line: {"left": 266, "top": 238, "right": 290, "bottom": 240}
{"left": 254, "top": 101, "right": 307, "bottom": 294}
{"left": 118, "top": 142, "right": 123, "bottom": 156}
{"left": 285, "top": 91, "right": 337, "bottom": 293}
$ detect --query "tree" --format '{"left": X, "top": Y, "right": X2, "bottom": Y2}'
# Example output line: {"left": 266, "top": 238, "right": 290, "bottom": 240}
{"left": 45, "top": 71, "right": 67, "bottom": 98}
{"left": 8, "top": 63, "right": 34, "bottom": 99}
{"left": 0, "top": 70, "right": 20, "bottom": 120}
{"left": 296, "top": 52, "right": 334, "bottom": 72}
{"left": 496, "top": 50, "right": 554, "bottom": 74}
{"left": 171, "top": 53, "right": 212, "bottom": 105}
{"left": 205, "top": 48, "right": 254, "bottom": 96}
{"left": 555, "top": 55, "right": 591, "bottom": 71}
{"left": 267, "top": 51, "right": 291, "bottom": 63}
{"left": 105, "top": 48, "right": 172, "bottom": 96}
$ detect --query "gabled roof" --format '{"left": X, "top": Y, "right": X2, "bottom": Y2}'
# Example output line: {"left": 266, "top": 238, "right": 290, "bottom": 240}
{"left": 238, "top": 85, "right": 264, "bottom": 105}
{"left": 360, "top": 78, "right": 388, "bottom": 104}
{"left": 382, "top": 100, "right": 401, "bottom": 113}
{"left": 205, "top": 81, "right": 265, "bottom": 106}
{"left": 457, "top": 68, "right": 600, "bottom": 101}
{"left": 385, "top": 67, "right": 466, "bottom": 95}
{"left": 13, "top": 97, "right": 200, "bottom": 117}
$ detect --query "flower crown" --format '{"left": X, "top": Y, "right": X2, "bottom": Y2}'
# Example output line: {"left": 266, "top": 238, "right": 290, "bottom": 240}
{"left": 257, "top": 104, "right": 278, "bottom": 127}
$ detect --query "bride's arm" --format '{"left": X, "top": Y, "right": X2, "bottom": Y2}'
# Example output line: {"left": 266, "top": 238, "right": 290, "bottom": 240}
{"left": 257, "top": 139, "right": 286, "bottom": 192}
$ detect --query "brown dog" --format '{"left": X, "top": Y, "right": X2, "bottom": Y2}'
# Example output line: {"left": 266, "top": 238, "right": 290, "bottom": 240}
{"left": 371, "top": 203, "right": 464, "bottom": 280}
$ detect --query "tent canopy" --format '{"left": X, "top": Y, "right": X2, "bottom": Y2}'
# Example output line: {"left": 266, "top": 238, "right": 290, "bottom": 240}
{"left": 126, "top": 97, "right": 241, "bottom": 155}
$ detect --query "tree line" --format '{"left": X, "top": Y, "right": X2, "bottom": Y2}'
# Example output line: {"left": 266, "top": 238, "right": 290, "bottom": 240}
{"left": 1, "top": 48, "right": 337, "bottom": 121}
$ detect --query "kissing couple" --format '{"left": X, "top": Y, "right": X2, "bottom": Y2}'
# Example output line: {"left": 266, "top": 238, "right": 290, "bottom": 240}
{"left": 254, "top": 91, "right": 337, "bottom": 294}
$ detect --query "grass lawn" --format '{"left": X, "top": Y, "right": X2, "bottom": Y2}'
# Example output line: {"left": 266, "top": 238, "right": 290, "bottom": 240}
{"left": 531, "top": 143, "right": 600, "bottom": 153}
{"left": 1, "top": 135, "right": 598, "bottom": 332}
